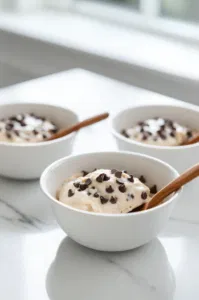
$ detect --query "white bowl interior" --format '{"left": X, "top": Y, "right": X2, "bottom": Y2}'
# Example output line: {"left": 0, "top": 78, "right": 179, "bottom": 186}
{"left": 0, "top": 103, "right": 78, "bottom": 129}
{"left": 42, "top": 152, "right": 179, "bottom": 206}
{"left": 113, "top": 105, "right": 199, "bottom": 135}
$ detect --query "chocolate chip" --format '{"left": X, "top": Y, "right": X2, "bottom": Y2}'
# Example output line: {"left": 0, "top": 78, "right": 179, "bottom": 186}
{"left": 138, "top": 121, "right": 145, "bottom": 126}
{"left": 82, "top": 170, "right": 88, "bottom": 176}
{"left": 121, "top": 129, "right": 129, "bottom": 138}
{"left": 50, "top": 129, "right": 58, "bottom": 134}
{"left": 141, "top": 192, "right": 147, "bottom": 200}
{"left": 139, "top": 175, "right": 146, "bottom": 183}
{"left": 111, "top": 169, "right": 117, "bottom": 174}
{"left": 160, "top": 124, "right": 165, "bottom": 130}
{"left": 87, "top": 191, "right": 91, "bottom": 196}
{"left": 146, "top": 131, "right": 152, "bottom": 136}
{"left": 187, "top": 131, "right": 193, "bottom": 138}
{"left": 42, "top": 134, "right": 47, "bottom": 139}
{"left": 106, "top": 185, "right": 114, "bottom": 193}
{"left": 6, "top": 133, "right": 12, "bottom": 139}
{"left": 68, "top": 189, "right": 74, "bottom": 197}
{"left": 20, "top": 120, "right": 26, "bottom": 127}
{"left": 127, "top": 175, "right": 134, "bottom": 183}
{"left": 100, "top": 196, "right": 108, "bottom": 204}
{"left": 118, "top": 184, "right": 126, "bottom": 193}
{"left": 104, "top": 174, "right": 110, "bottom": 181}
{"left": 123, "top": 170, "right": 128, "bottom": 174}
{"left": 94, "top": 192, "right": 99, "bottom": 198}
{"left": 6, "top": 123, "right": 13, "bottom": 131}
{"left": 159, "top": 133, "right": 166, "bottom": 140}
{"left": 14, "top": 130, "right": 19, "bottom": 136}
{"left": 96, "top": 173, "right": 105, "bottom": 182}
{"left": 110, "top": 196, "right": 117, "bottom": 204}
{"left": 115, "top": 171, "right": 122, "bottom": 178}
{"left": 142, "top": 133, "right": 148, "bottom": 141}
{"left": 116, "top": 179, "right": 123, "bottom": 185}
{"left": 91, "top": 186, "right": 95, "bottom": 189}
{"left": 9, "top": 116, "right": 18, "bottom": 122}
{"left": 79, "top": 184, "right": 87, "bottom": 191}
{"left": 33, "top": 129, "right": 38, "bottom": 135}
{"left": 150, "top": 185, "right": 157, "bottom": 194}
{"left": 73, "top": 182, "right": 80, "bottom": 188}
{"left": 140, "top": 127, "right": 144, "bottom": 133}
{"left": 85, "top": 178, "right": 92, "bottom": 186}
{"left": 170, "top": 131, "right": 175, "bottom": 137}
{"left": 130, "top": 194, "right": 134, "bottom": 199}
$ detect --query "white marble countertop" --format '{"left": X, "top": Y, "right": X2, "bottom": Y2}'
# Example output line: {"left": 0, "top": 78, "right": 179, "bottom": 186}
{"left": 0, "top": 69, "right": 199, "bottom": 299}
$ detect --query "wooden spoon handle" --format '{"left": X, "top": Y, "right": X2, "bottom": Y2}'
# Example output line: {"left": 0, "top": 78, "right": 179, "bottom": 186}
{"left": 181, "top": 134, "right": 199, "bottom": 146}
{"left": 143, "top": 163, "right": 199, "bottom": 210}
{"left": 48, "top": 112, "right": 109, "bottom": 141}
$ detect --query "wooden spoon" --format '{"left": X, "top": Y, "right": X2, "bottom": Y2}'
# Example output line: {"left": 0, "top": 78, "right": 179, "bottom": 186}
{"left": 181, "top": 134, "right": 199, "bottom": 146}
{"left": 47, "top": 112, "right": 109, "bottom": 141}
{"left": 142, "top": 163, "right": 199, "bottom": 211}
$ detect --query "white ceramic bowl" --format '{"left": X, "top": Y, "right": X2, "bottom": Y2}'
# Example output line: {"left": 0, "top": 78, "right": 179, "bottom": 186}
{"left": 0, "top": 103, "right": 78, "bottom": 179}
{"left": 40, "top": 151, "right": 180, "bottom": 252}
{"left": 112, "top": 104, "right": 199, "bottom": 222}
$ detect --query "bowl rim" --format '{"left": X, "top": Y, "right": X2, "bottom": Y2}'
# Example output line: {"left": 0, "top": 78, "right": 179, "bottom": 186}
{"left": 0, "top": 102, "right": 79, "bottom": 147}
{"left": 111, "top": 104, "right": 199, "bottom": 150}
{"left": 40, "top": 151, "right": 181, "bottom": 217}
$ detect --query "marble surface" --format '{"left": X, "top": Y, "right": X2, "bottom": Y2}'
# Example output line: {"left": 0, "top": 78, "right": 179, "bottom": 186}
{"left": 0, "top": 69, "right": 199, "bottom": 299}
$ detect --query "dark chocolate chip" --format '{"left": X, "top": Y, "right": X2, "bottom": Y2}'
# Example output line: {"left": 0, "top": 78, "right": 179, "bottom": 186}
{"left": 82, "top": 170, "right": 88, "bottom": 176}
{"left": 138, "top": 121, "right": 145, "bottom": 126}
{"left": 20, "top": 121, "right": 26, "bottom": 127}
{"left": 118, "top": 184, "right": 126, "bottom": 193}
{"left": 110, "top": 196, "right": 117, "bottom": 204}
{"left": 142, "top": 133, "right": 148, "bottom": 141}
{"left": 159, "top": 133, "right": 166, "bottom": 140}
{"left": 121, "top": 129, "right": 129, "bottom": 138}
{"left": 141, "top": 192, "right": 147, "bottom": 200}
{"left": 100, "top": 196, "right": 108, "bottom": 204}
{"left": 73, "top": 182, "right": 80, "bottom": 188}
{"left": 111, "top": 169, "right": 117, "bottom": 174}
{"left": 6, "top": 132, "right": 12, "bottom": 139}
{"left": 42, "top": 134, "right": 47, "bottom": 139}
{"left": 79, "top": 184, "right": 87, "bottom": 191}
{"left": 115, "top": 171, "right": 122, "bottom": 178}
{"left": 50, "top": 129, "right": 58, "bottom": 134}
{"left": 123, "top": 170, "right": 128, "bottom": 174}
{"left": 106, "top": 185, "right": 114, "bottom": 193}
{"left": 85, "top": 178, "right": 92, "bottom": 186}
{"left": 127, "top": 175, "right": 134, "bottom": 183}
{"left": 140, "top": 127, "right": 144, "bottom": 133}
{"left": 94, "top": 192, "right": 99, "bottom": 198}
{"left": 14, "top": 130, "right": 19, "bottom": 136}
{"left": 170, "top": 131, "right": 175, "bottom": 138}
{"left": 130, "top": 194, "right": 134, "bottom": 199}
{"left": 91, "top": 186, "right": 95, "bottom": 189}
{"left": 187, "top": 131, "right": 193, "bottom": 138}
{"left": 87, "top": 191, "right": 91, "bottom": 196}
{"left": 6, "top": 123, "right": 14, "bottom": 131}
{"left": 9, "top": 116, "right": 18, "bottom": 122}
{"left": 150, "top": 185, "right": 157, "bottom": 194}
{"left": 104, "top": 174, "right": 110, "bottom": 181}
{"left": 68, "top": 189, "right": 74, "bottom": 197}
{"left": 96, "top": 173, "right": 105, "bottom": 182}
{"left": 33, "top": 129, "right": 38, "bottom": 135}
{"left": 139, "top": 175, "right": 146, "bottom": 183}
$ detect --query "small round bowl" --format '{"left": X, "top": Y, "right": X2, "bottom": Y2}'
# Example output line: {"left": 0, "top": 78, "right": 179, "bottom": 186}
{"left": 112, "top": 104, "right": 199, "bottom": 222}
{"left": 0, "top": 103, "right": 78, "bottom": 180}
{"left": 40, "top": 151, "right": 180, "bottom": 252}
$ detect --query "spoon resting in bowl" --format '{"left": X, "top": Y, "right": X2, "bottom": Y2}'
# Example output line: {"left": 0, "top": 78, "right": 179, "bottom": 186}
{"left": 142, "top": 163, "right": 199, "bottom": 210}
{"left": 47, "top": 112, "right": 109, "bottom": 141}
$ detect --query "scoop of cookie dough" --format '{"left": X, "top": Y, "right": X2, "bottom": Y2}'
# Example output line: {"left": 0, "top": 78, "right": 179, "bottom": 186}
{"left": 58, "top": 169, "right": 151, "bottom": 214}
